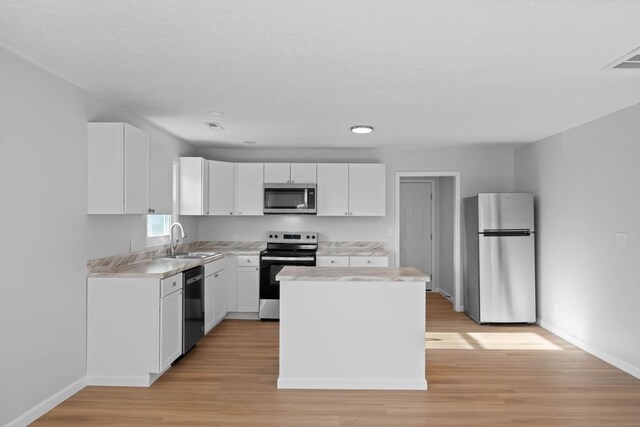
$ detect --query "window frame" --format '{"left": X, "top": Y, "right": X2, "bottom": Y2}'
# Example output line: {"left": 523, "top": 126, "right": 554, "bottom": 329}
{"left": 145, "top": 160, "right": 179, "bottom": 248}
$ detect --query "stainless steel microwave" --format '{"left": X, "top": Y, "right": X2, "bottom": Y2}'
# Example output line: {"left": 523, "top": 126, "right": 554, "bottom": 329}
{"left": 263, "top": 184, "right": 316, "bottom": 214}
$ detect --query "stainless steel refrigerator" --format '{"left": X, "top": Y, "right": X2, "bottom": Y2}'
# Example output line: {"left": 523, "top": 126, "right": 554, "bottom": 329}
{"left": 464, "top": 193, "right": 536, "bottom": 323}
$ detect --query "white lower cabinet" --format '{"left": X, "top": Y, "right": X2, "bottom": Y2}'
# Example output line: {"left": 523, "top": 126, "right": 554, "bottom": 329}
{"left": 317, "top": 255, "right": 388, "bottom": 267}
{"left": 237, "top": 266, "right": 260, "bottom": 312}
{"left": 224, "top": 255, "right": 260, "bottom": 315}
{"left": 87, "top": 272, "right": 184, "bottom": 387}
{"left": 160, "top": 286, "right": 183, "bottom": 371}
{"left": 204, "top": 258, "right": 227, "bottom": 334}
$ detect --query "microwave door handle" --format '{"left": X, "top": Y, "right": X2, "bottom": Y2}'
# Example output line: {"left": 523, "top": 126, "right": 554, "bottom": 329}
{"left": 304, "top": 189, "right": 308, "bottom": 209}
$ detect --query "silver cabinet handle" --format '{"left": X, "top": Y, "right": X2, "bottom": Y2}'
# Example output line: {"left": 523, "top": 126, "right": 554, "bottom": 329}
{"left": 214, "top": 274, "right": 219, "bottom": 278}
{"left": 172, "top": 282, "right": 176, "bottom": 287}
{"left": 230, "top": 211, "right": 233, "bottom": 215}
{"left": 345, "top": 212, "right": 348, "bottom": 216}
{"left": 255, "top": 267, "right": 259, "bottom": 271}
{"left": 247, "top": 259, "right": 251, "bottom": 263}
{"left": 367, "top": 260, "right": 371, "bottom": 264}
{"left": 331, "top": 260, "right": 335, "bottom": 264}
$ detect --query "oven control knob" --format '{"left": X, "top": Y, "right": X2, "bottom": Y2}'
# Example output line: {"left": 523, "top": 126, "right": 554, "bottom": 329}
{"left": 306, "top": 235, "right": 310, "bottom": 239}
{"left": 275, "top": 235, "right": 278, "bottom": 238}
{"left": 269, "top": 234, "right": 273, "bottom": 238}
{"left": 312, "top": 235, "right": 316, "bottom": 239}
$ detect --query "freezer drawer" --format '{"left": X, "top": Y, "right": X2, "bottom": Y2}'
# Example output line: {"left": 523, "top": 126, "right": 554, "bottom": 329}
{"left": 478, "top": 193, "right": 534, "bottom": 232}
{"left": 478, "top": 234, "right": 536, "bottom": 323}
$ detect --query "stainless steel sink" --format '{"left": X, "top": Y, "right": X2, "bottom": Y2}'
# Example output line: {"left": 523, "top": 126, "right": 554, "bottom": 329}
{"left": 157, "top": 252, "right": 220, "bottom": 260}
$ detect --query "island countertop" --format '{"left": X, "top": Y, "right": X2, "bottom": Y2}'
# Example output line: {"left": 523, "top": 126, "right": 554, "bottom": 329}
{"left": 276, "top": 266, "right": 430, "bottom": 282}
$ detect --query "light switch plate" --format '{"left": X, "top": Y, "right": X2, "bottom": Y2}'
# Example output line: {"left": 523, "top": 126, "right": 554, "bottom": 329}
{"left": 615, "top": 232, "right": 627, "bottom": 249}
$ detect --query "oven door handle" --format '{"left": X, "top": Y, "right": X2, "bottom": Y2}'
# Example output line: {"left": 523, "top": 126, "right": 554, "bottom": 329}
{"left": 261, "top": 256, "right": 315, "bottom": 262}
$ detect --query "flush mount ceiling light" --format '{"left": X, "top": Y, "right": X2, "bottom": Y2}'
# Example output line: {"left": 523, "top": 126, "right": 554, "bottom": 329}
{"left": 351, "top": 125, "right": 373, "bottom": 134}
{"left": 205, "top": 122, "right": 225, "bottom": 131}
{"left": 207, "top": 111, "right": 225, "bottom": 116}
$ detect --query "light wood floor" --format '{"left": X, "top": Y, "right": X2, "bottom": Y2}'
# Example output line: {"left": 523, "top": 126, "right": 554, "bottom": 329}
{"left": 35, "top": 294, "right": 640, "bottom": 426}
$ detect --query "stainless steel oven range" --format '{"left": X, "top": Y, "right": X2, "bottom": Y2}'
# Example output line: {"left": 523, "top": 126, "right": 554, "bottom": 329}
{"left": 259, "top": 231, "right": 318, "bottom": 319}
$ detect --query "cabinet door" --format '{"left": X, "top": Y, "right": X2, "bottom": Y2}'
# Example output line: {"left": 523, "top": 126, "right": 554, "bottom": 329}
{"left": 236, "top": 163, "right": 264, "bottom": 216}
{"left": 160, "top": 289, "right": 183, "bottom": 371}
{"left": 209, "top": 160, "right": 235, "bottom": 216}
{"left": 213, "top": 269, "right": 227, "bottom": 323}
{"left": 226, "top": 256, "right": 238, "bottom": 312}
{"left": 348, "top": 164, "right": 386, "bottom": 216}
{"left": 179, "top": 157, "right": 208, "bottom": 215}
{"left": 290, "top": 163, "right": 317, "bottom": 183}
{"left": 204, "top": 274, "right": 215, "bottom": 334}
{"left": 317, "top": 164, "right": 349, "bottom": 216}
{"left": 237, "top": 266, "right": 259, "bottom": 312}
{"left": 149, "top": 141, "right": 173, "bottom": 214}
{"left": 124, "top": 124, "right": 150, "bottom": 214}
{"left": 87, "top": 123, "right": 124, "bottom": 214}
{"left": 264, "top": 163, "right": 290, "bottom": 183}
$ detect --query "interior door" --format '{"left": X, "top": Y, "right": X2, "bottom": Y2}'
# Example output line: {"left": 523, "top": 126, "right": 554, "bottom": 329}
{"left": 399, "top": 181, "right": 433, "bottom": 290}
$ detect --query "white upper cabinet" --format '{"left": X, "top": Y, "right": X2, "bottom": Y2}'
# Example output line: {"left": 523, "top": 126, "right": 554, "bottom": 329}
{"left": 264, "top": 163, "right": 290, "bottom": 183}
{"left": 317, "top": 163, "right": 385, "bottom": 216}
{"left": 179, "top": 157, "right": 209, "bottom": 215}
{"left": 264, "top": 163, "right": 317, "bottom": 183}
{"left": 208, "top": 160, "right": 235, "bottom": 216}
{"left": 88, "top": 122, "right": 154, "bottom": 214}
{"left": 148, "top": 142, "right": 173, "bottom": 214}
{"left": 317, "top": 164, "right": 349, "bottom": 216}
{"left": 348, "top": 163, "right": 386, "bottom": 216}
{"left": 290, "top": 163, "right": 317, "bottom": 183}
{"left": 236, "top": 163, "right": 264, "bottom": 216}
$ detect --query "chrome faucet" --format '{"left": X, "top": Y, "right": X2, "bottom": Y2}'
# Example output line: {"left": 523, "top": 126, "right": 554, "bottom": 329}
{"left": 170, "top": 222, "right": 187, "bottom": 255}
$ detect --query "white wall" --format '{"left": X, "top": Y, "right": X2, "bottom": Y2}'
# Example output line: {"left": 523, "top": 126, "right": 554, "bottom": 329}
{"left": 0, "top": 47, "right": 198, "bottom": 426}
{"left": 514, "top": 102, "right": 640, "bottom": 378}
{"left": 437, "top": 177, "right": 455, "bottom": 297}
{"left": 198, "top": 146, "right": 515, "bottom": 271}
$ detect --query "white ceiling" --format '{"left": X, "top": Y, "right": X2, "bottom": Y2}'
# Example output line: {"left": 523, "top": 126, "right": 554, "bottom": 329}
{"left": 1, "top": 0, "right": 640, "bottom": 149}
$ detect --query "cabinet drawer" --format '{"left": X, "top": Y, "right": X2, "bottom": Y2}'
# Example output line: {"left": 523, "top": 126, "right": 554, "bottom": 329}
{"left": 349, "top": 256, "right": 388, "bottom": 267}
{"left": 237, "top": 255, "right": 259, "bottom": 266}
{"left": 316, "top": 256, "right": 349, "bottom": 267}
{"left": 204, "top": 258, "right": 225, "bottom": 277}
{"left": 161, "top": 273, "right": 183, "bottom": 297}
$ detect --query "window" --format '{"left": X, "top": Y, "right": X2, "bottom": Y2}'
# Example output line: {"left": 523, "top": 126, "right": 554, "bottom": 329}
{"left": 146, "top": 160, "right": 179, "bottom": 247}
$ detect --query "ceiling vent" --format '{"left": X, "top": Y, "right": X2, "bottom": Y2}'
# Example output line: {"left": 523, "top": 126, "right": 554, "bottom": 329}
{"left": 205, "top": 122, "right": 225, "bottom": 131}
{"left": 604, "top": 47, "right": 640, "bottom": 69}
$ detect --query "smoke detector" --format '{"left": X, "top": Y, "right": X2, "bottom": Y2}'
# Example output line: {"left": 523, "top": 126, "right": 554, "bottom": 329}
{"left": 205, "top": 122, "right": 225, "bottom": 131}
{"left": 604, "top": 47, "right": 640, "bottom": 70}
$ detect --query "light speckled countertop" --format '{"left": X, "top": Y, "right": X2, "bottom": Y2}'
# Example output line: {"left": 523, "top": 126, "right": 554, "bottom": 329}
{"left": 87, "top": 241, "right": 265, "bottom": 279}
{"left": 87, "top": 241, "right": 391, "bottom": 279}
{"left": 276, "top": 266, "right": 429, "bottom": 282}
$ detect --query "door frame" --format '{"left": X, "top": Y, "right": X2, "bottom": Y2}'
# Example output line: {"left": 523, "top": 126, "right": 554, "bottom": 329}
{"left": 395, "top": 171, "right": 462, "bottom": 312}
{"left": 398, "top": 178, "right": 436, "bottom": 291}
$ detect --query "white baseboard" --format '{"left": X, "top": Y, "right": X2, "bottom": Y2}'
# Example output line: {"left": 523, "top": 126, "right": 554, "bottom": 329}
{"left": 87, "top": 374, "right": 157, "bottom": 387}
{"left": 538, "top": 319, "right": 640, "bottom": 380}
{"left": 224, "top": 312, "right": 260, "bottom": 320}
{"left": 5, "top": 376, "right": 86, "bottom": 427}
{"left": 277, "top": 377, "right": 428, "bottom": 390}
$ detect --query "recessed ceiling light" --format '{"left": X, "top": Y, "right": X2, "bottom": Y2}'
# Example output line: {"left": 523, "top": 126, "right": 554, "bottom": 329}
{"left": 244, "top": 141, "right": 257, "bottom": 145}
{"left": 207, "top": 111, "right": 224, "bottom": 116}
{"left": 351, "top": 125, "right": 373, "bottom": 134}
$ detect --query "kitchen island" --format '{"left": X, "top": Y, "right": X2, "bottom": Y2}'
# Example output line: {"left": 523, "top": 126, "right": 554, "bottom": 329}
{"left": 276, "top": 266, "right": 430, "bottom": 391}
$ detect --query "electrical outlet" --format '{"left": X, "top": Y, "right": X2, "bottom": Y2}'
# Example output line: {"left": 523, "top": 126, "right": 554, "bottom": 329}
{"left": 233, "top": 234, "right": 238, "bottom": 241}
{"left": 616, "top": 232, "right": 628, "bottom": 249}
